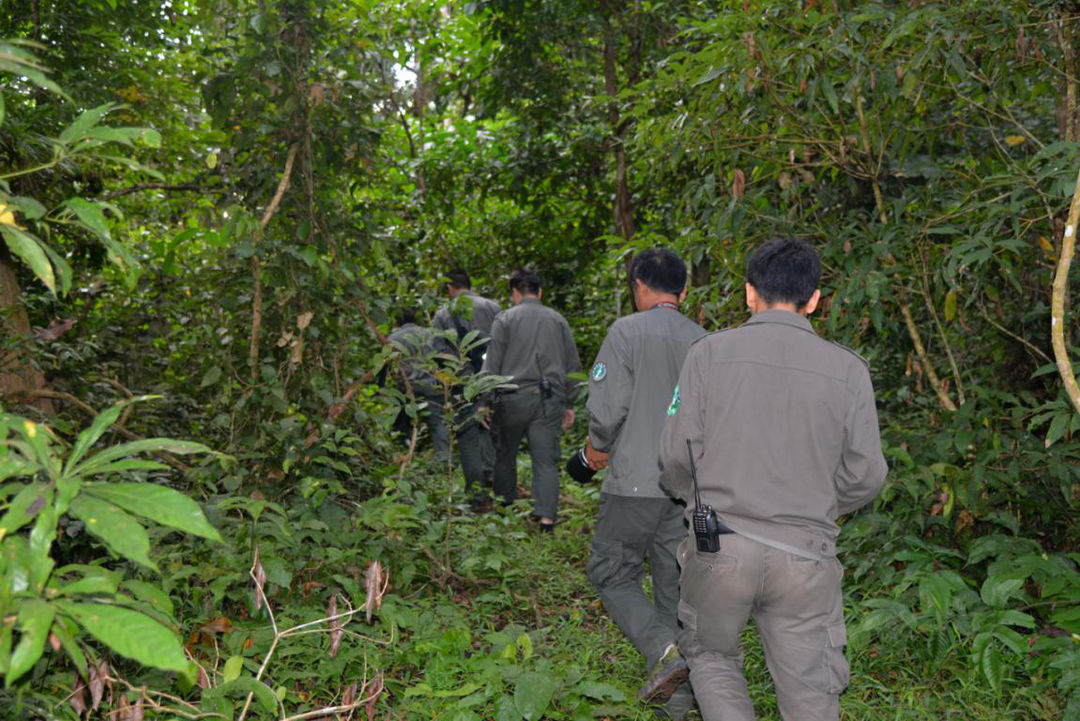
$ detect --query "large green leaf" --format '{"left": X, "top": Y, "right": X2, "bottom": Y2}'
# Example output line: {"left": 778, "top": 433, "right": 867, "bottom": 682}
{"left": 73, "top": 438, "right": 212, "bottom": 477}
{"left": 514, "top": 671, "right": 555, "bottom": 721}
{"left": 59, "top": 602, "right": 187, "bottom": 672}
{"left": 58, "top": 103, "right": 116, "bottom": 144}
{"left": 69, "top": 495, "right": 156, "bottom": 570}
{"left": 6, "top": 600, "right": 55, "bottom": 686}
{"left": 0, "top": 224, "right": 55, "bottom": 292}
{"left": 65, "top": 197, "right": 112, "bottom": 240}
{"left": 83, "top": 483, "right": 221, "bottom": 542}
{"left": 64, "top": 397, "right": 161, "bottom": 475}
{"left": 0, "top": 483, "right": 49, "bottom": 538}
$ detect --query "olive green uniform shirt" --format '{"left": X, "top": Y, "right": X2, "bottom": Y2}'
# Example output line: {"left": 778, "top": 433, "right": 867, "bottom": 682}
{"left": 482, "top": 297, "right": 582, "bottom": 400}
{"left": 658, "top": 310, "right": 888, "bottom": 559}
{"left": 587, "top": 306, "right": 705, "bottom": 498}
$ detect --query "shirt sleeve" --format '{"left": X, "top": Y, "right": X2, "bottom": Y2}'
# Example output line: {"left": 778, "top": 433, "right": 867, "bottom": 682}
{"left": 658, "top": 343, "right": 707, "bottom": 504}
{"left": 587, "top": 327, "right": 632, "bottom": 453}
{"left": 835, "top": 365, "right": 889, "bottom": 515}
{"left": 562, "top": 318, "right": 583, "bottom": 402}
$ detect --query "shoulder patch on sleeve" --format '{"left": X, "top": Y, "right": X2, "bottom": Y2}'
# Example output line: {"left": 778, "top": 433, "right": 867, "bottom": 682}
{"left": 591, "top": 362, "right": 607, "bottom": 382}
{"left": 667, "top": 385, "right": 681, "bottom": 416}
{"left": 827, "top": 339, "right": 870, "bottom": 368}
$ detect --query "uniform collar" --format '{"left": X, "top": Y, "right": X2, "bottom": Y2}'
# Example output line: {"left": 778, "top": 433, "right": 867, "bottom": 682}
{"left": 457, "top": 290, "right": 476, "bottom": 299}
{"left": 743, "top": 309, "right": 815, "bottom": 333}
{"left": 519, "top": 297, "right": 543, "bottom": 306}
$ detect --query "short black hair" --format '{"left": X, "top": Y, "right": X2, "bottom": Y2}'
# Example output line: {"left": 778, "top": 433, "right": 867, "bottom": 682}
{"left": 509, "top": 268, "right": 542, "bottom": 295}
{"left": 446, "top": 269, "right": 471, "bottom": 290}
{"left": 395, "top": 308, "right": 418, "bottom": 326}
{"left": 745, "top": 238, "right": 821, "bottom": 307}
{"left": 630, "top": 248, "right": 687, "bottom": 295}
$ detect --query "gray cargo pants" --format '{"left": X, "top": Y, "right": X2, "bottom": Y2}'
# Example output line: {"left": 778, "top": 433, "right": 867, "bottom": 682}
{"left": 492, "top": 390, "right": 564, "bottom": 520}
{"left": 677, "top": 533, "right": 849, "bottom": 721}
{"left": 586, "top": 493, "right": 684, "bottom": 667}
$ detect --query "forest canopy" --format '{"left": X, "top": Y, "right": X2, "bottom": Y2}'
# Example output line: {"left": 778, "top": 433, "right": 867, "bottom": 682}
{"left": 1, "top": 1, "right": 1080, "bottom": 719}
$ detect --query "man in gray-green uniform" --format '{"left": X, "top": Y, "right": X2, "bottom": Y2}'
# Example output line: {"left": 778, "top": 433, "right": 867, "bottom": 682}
{"left": 480, "top": 268, "right": 581, "bottom": 532}
{"left": 386, "top": 309, "right": 449, "bottom": 461}
{"left": 433, "top": 269, "right": 502, "bottom": 502}
{"left": 658, "top": 238, "right": 888, "bottom": 721}
{"left": 583, "top": 249, "right": 704, "bottom": 720}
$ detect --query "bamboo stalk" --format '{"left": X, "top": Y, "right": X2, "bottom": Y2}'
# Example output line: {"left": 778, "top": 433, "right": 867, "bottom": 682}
{"left": 1050, "top": 163, "right": 1080, "bottom": 417}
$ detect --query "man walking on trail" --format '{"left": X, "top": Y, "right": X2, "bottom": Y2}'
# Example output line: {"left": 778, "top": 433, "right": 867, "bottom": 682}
{"left": 480, "top": 268, "right": 582, "bottom": 533}
{"left": 433, "top": 269, "right": 502, "bottom": 505}
{"left": 386, "top": 309, "right": 450, "bottom": 462}
{"left": 657, "top": 238, "right": 888, "bottom": 721}
{"left": 583, "top": 249, "right": 704, "bottom": 720}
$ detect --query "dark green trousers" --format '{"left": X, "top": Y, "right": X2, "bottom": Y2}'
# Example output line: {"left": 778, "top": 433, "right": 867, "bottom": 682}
{"left": 492, "top": 391, "right": 565, "bottom": 520}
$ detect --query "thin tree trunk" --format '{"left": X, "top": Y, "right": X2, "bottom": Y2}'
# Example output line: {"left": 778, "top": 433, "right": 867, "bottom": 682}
{"left": 1051, "top": 163, "right": 1080, "bottom": 417}
{"left": 603, "top": 18, "right": 634, "bottom": 242}
{"left": 0, "top": 245, "right": 53, "bottom": 412}
{"left": 249, "top": 144, "right": 299, "bottom": 382}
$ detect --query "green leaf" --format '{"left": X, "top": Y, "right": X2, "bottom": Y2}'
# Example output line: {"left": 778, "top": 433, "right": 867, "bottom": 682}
{"left": 0, "top": 482, "right": 49, "bottom": 538}
{"left": 65, "top": 397, "right": 155, "bottom": 474}
{"left": 73, "top": 438, "right": 212, "bottom": 477}
{"left": 58, "top": 104, "right": 116, "bottom": 144}
{"left": 216, "top": 677, "right": 278, "bottom": 713}
{"left": 69, "top": 495, "right": 156, "bottom": 570}
{"left": 514, "top": 671, "right": 555, "bottom": 720}
{"left": 6, "top": 600, "right": 55, "bottom": 686}
{"left": 980, "top": 642, "right": 1004, "bottom": 692}
{"left": 1, "top": 224, "right": 55, "bottom": 292}
{"left": 577, "top": 681, "right": 625, "bottom": 702}
{"left": 78, "top": 459, "right": 171, "bottom": 477}
{"left": 121, "top": 579, "right": 175, "bottom": 618}
{"left": 944, "top": 290, "right": 957, "bottom": 322}
{"left": 83, "top": 482, "right": 221, "bottom": 541}
{"left": 494, "top": 695, "right": 521, "bottom": 721}
{"left": 200, "top": 366, "right": 223, "bottom": 388}
{"left": 59, "top": 602, "right": 187, "bottom": 672}
{"left": 980, "top": 576, "right": 1024, "bottom": 609}
{"left": 52, "top": 565, "right": 123, "bottom": 596}
{"left": 65, "top": 198, "right": 112, "bottom": 241}
{"left": 223, "top": 655, "right": 244, "bottom": 683}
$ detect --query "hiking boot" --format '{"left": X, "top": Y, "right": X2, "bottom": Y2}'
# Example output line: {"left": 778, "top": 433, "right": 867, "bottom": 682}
{"left": 539, "top": 521, "right": 555, "bottom": 535}
{"left": 639, "top": 644, "right": 689, "bottom": 704}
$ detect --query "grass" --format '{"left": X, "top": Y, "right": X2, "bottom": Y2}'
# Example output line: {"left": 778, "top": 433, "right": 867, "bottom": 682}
{"left": 384, "top": 460, "right": 1063, "bottom": 720}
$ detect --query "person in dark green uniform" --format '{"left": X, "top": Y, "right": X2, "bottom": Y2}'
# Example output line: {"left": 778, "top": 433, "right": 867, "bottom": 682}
{"left": 433, "top": 269, "right": 502, "bottom": 505}
{"left": 583, "top": 249, "right": 704, "bottom": 719}
{"left": 480, "top": 268, "right": 581, "bottom": 532}
{"left": 386, "top": 309, "right": 449, "bottom": 461}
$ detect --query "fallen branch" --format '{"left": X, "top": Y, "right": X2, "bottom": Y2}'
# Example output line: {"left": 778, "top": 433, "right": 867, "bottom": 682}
{"left": 1051, "top": 162, "right": 1080, "bottom": 416}
{"left": 101, "top": 183, "right": 205, "bottom": 200}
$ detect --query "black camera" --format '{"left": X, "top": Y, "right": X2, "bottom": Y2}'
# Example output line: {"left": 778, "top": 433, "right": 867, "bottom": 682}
{"left": 565, "top": 447, "right": 597, "bottom": 483}
{"left": 539, "top": 376, "right": 554, "bottom": 400}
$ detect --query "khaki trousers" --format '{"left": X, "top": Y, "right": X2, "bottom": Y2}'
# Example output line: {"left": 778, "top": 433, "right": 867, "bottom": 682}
{"left": 677, "top": 533, "right": 849, "bottom": 721}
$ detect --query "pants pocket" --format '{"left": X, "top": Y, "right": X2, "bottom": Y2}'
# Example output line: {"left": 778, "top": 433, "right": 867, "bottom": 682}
{"left": 824, "top": 621, "right": 850, "bottom": 694}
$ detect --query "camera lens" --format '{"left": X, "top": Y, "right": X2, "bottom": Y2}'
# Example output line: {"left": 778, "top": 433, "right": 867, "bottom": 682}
{"left": 565, "top": 447, "right": 597, "bottom": 483}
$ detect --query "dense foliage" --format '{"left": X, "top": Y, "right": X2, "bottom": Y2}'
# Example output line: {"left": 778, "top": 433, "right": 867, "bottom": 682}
{"left": 2, "top": 1, "right": 1079, "bottom": 719}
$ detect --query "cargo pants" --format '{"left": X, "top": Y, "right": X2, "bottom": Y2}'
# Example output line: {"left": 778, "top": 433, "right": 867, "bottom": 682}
{"left": 677, "top": 533, "right": 849, "bottom": 721}
{"left": 491, "top": 390, "right": 565, "bottom": 520}
{"left": 586, "top": 493, "right": 694, "bottom": 716}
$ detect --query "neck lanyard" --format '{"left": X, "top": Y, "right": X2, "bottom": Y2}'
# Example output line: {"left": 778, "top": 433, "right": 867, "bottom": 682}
{"left": 655, "top": 302, "right": 679, "bottom": 311}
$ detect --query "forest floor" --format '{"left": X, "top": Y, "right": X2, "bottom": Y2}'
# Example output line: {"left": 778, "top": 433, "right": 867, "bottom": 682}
{"left": 380, "top": 459, "right": 1052, "bottom": 721}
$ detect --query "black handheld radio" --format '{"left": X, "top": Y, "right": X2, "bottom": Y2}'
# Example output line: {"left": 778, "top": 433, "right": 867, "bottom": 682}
{"left": 687, "top": 439, "right": 723, "bottom": 553}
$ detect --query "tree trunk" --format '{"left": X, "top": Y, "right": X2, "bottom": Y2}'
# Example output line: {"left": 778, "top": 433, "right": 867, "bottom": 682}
{"left": 0, "top": 245, "right": 54, "bottom": 412}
